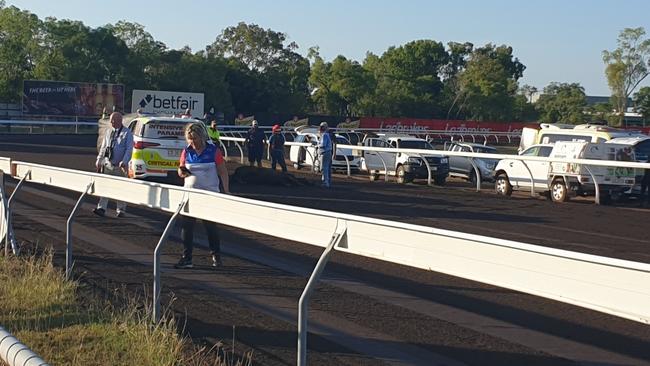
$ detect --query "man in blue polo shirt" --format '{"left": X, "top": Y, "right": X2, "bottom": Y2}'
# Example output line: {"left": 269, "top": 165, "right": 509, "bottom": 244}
{"left": 317, "top": 122, "right": 333, "bottom": 188}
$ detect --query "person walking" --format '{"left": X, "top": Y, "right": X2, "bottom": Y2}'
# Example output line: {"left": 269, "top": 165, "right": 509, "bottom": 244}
{"left": 317, "top": 122, "right": 333, "bottom": 188}
{"left": 93, "top": 112, "right": 133, "bottom": 218}
{"left": 244, "top": 120, "right": 266, "bottom": 167}
{"left": 175, "top": 122, "right": 230, "bottom": 269}
{"left": 268, "top": 124, "right": 287, "bottom": 172}
{"left": 640, "top": 156, "right": 650, "bottom": 208}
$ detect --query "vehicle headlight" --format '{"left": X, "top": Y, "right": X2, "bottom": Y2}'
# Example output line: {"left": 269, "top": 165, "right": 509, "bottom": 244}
{"left": 407, "top": 157, "right": 422, "bottom": 164}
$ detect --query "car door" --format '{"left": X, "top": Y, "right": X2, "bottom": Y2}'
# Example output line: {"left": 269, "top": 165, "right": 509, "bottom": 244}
{"left": 457, "top": 145, "right": 472, "bottom": 175}
{"left": 530, "top": 146, "right": 552, "bottom": 190}
{"left": 509, "top": 146, "right": 539, "bottom": 188}
{"left": 307, "top": 134, "right": 318, "bottom": 166}
{"left": 289, "top": 134, "right": 304, "bottom": 163}
{"left": 513, "top": 146, "right": 550, "bottom": 190}
{"left": 363, "top": 138, "right": 382, "bottom": 171}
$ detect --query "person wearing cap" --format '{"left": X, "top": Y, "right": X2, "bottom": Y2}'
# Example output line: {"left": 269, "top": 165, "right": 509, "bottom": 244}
{"left": 268, "top": 124, "right": 287, "bottom": 172}
{"left": 317, "top": 122, "right": 333, "bottom": 188}
{"left": 244, "top": 120, "right": 266, "bottom": 167}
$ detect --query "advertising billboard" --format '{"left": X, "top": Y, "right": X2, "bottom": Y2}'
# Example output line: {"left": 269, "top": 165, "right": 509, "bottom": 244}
{"left": 360, "top": 117, "right": 538, "bottom": 134}
{"left": 131, "top": 89, "right": 204, "bottom": 117}
{"left": 22, "top": 80, "right": 124, "bottom": 117}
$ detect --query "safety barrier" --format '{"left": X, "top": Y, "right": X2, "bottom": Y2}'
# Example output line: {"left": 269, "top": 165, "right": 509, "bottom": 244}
{"left": 0, "top": 326, "right": 48, "bottom": 366}
{"left": 0, "top": 120, "right": 97, "bottom": 134}
{"left": 218, "top": 137, "right": 650, "bottom": 203}
{"left": 1, "top": 156, "right": 650, "bottom": 365}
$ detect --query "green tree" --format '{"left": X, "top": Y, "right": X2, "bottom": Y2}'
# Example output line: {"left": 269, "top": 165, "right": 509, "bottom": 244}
{"left": 442, "top": 42, "right": 473, "bottom": 118}
{"left": 633, "top": 86, "right": 650, "bottom": 121}
{"left": 0, "top": 5, "right": 42, "bottom": 101}
{"left": 362, "top": 39, "right": 449, "bottom": 117}
{"left": 207, "top": 22, "right": 296, "bottom": 71}
{"left": 586, "top": 102, "right": 617, "bottom": 124}
{"left": 309, "top": 49, "right": 372, "bottom": 116}
{"left": 453, "top": 44, "right": 525, "bottom": 120}
{"left": 109, "top": 21, "right": 166, "bottom": 89}
{"left": 602, "top": 27, "right": 650, "bottom": 125}
{"left": 536, "top": 82, "right": 587, "bottom": 124}
{"left": 35, "top": 18, "right": 128, "bottom": 84}
{"left": 207, "top": 22, "right": 309, "bottom": 114}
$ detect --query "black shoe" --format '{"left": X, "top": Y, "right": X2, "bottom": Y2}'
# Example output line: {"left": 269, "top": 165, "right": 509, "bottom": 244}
{"left": 92, "top": 208, "right": 105, "bottom": 217}
{"left": 174, "top": 257, "right": 193, "bottom": 269}
{"left": 212, "top": 255, "right": 223, "bottom": 267}
{"left": 115, "top": 211, "right": 125, "bottom": 218}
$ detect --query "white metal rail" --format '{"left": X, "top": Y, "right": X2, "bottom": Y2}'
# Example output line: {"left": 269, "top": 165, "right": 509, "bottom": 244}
{"left": 2, "top": 157, "right": 650, "bottom": 365}
{"left": 0, "top": 326, "right": 49, "bottom": 366}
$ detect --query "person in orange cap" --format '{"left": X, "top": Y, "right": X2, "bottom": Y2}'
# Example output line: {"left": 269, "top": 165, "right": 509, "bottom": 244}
{"left": 268, "top": 124, "right": 287, "bottom": 172}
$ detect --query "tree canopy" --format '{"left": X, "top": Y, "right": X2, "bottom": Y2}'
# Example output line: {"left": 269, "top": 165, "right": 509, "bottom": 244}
{"left": 603, "top": 27, "right": 650, "bottom": 125}
{"left": 8, "top": 3, "right": 640, "bottom": 125}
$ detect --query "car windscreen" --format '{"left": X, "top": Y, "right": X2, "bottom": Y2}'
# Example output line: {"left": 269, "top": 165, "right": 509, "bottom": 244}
{"left": 336, "top": 136, "right": 350, "bottom": 144}
{"left": 142, "top": 121, "right": 188, "bottom": 139}
{"left": 398, "top": 140, "right": 432, "bottom": 149}
{"left": 474, "top": 146, "right": 497, "bottom": 153}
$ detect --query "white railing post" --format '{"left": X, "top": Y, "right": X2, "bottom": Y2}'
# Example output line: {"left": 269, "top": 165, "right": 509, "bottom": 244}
{"left": 297, "top": 220, "right": 347, "bottom": 366}
{"left": 153, "top": 197, "right": 188, "bottom": 323}
{"left": 218, "top": 140, "right": 228, "bottom": 159}
{"left": 0, "top": 172, "right": 6, "bottom": 247}
{"left": 5, "top": 170, "right": 30, "bottom": 257}
{"left": 65, "top": 182, "right": 94, "bottom": 280}
{"left": 342, "top": 155, "right": 351, "bottom": 177}
{"left": 414, "top": 153, "right": 432, "bottom": 186}
{"left": 519, "top": 161, "right": 536, "bottom": 197}
{"left": 468, "top": 158, "right": 481, "bottom": 192}
{"left": 583, "top": 166, "right": 601, "bottom": 205}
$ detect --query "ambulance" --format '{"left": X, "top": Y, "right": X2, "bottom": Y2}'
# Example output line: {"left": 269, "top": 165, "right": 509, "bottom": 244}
{"left": 518, "top": 123, "right": 646, "bottom": 153}
{"left": 126, "top": 116, "right": 199, "bottom": 180}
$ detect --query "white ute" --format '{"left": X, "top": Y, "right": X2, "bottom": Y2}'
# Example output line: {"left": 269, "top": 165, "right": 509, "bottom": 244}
{"left": 359, "top": 134, "right": 450, "bottom": 185}
{"left": 494, "top": 141, "right": 636, "bottom": 203}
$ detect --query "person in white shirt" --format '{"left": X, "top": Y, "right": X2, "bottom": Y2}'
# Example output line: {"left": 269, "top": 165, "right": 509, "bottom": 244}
{"left": 93, "top": 112, "right": 133, "bottom": 218}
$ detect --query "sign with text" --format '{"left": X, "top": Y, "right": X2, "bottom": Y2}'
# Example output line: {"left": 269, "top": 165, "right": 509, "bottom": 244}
{"left": 359, "top": 117, "right": 538, "bottom": 134}
{"left": 22, "top": 80, "right": 124, "bottom": 117}
{"left": 132, "top": 89, "right": 204, "bottom": 117}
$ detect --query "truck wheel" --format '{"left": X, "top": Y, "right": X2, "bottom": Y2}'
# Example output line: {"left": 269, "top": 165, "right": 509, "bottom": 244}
{"left": 495, "top": 174, "right": 512, "bottom": 196}
{"left": 396, "top": 165, "right": 413, "bottom": 184}
{"left": 468, "top": 170, "right": 480, "bottom": 184}
{"left": 551, "top": 179, "right": 569, "bottom": 203}
{"left": 396, "top": 165, "right": 407, "bottom": 184}
{"left": 434, "top": 176, "right": 446, "bottom": 186}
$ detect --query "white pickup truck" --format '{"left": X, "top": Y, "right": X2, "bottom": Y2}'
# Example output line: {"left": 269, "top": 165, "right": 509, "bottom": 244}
{"left": 494, "top": 141, "right": 636, "bottom": 203}
{"left": 359, "top": 135, "right": 449, "bottom": 185}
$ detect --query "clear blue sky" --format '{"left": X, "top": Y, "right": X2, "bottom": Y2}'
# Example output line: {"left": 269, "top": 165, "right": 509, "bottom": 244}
{"left": 8, "top": 0, "right": 650, "bottom": 96}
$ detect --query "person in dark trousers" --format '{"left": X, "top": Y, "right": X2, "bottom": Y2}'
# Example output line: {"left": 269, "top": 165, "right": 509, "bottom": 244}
{"left": 641, "top": 157, "right": 650, "bottom": 207}
{"left": 317, "top": 122, "right": 333, "bottom": 188}
{"left": 175, "top": 122, "right": 230, "bottom": 269}
{"left": 93, "top": 112, "right": 133, "bottom": 218}
{"left": 268, "top": 124, "right": 287, "bottom": 172}
{"left": 244, "top": 120, "right": 266, "bottom": 167}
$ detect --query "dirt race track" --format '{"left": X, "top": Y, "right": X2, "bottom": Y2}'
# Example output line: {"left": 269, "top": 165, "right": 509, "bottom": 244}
{"left": 1, "top": 134, "right": 650, "bottom": 366}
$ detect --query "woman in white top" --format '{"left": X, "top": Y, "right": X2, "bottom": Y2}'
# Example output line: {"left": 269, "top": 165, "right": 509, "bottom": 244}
{"left": 174, "top": 122, "right": 230, "bottom": 269}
